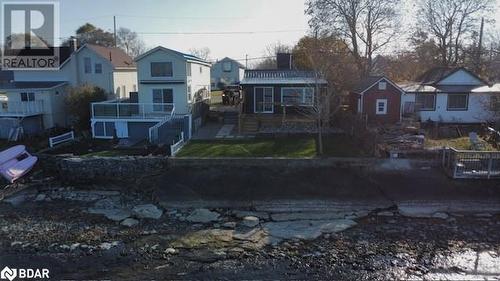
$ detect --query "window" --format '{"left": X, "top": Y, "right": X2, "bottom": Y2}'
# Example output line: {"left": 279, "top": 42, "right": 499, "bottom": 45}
{"left": 415, "top": 94, "right": 436, "bottom": 111}
{"left": 378, "top": 81, "right": 387, "bottom": 90}
{"left": 447, "top": 94, "right": 468, "bottom": 111}
{"left": 199, "top": 67, "right": 203, "bottom": 74}
{"left": 281, "top": 87, "right": 314, "bottom": 106}
{"left": 223, "top": 61, "right": 232, "bottom": 72}
{"left": 376, "top": 99, "right": 387, "bottom": 115}
{"left": 20, "top": 92, "right": 35, "bottom": 102}
{"left": 151, "top": 62, "right": 173, "bottom": 77}
{"left": 187, "top": 86, "right": 192, "bottom": 101}
{"left": 84, "top": 57, "right": 91, "bottom": 73}
{"left": 95, "top": 63, "right": 102, "bottom": 74}
{"left": 187, "top": 63, "right": 192, "bottom": 77}
{"left": 153, "top": 89, "right": 174, "bottom": 111}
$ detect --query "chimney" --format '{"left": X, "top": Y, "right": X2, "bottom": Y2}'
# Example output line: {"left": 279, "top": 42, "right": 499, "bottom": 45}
{"left": 277, "top": 53, "right": 293, "bottom": 70}
{"left": 69, "top": 37, "right": 78, "bottom": 53}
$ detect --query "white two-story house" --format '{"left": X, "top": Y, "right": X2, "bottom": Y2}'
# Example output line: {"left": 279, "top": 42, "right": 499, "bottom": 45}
{"left": 0, "top": 43, "right": 137, "bottom": 139}
{"left": 211, "top": 57, "right": 245, "bottom": 90}
{"left": 90, "top": 46, "right": 211, "bottom": 141}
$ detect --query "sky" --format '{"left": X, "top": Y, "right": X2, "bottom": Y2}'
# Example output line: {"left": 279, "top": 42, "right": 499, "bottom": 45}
{"left": 55, "top": 0, "right": 311, "bottom": 63}
{"left": 4, "top": 0, "right": 500, "bottom": 63}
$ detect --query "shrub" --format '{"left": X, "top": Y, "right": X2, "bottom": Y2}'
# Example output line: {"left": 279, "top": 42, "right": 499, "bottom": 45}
{"left": 66, "top": 85, "right": 107, "bottom": 130}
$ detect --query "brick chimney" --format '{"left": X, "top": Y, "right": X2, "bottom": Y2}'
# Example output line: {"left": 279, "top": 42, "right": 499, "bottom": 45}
{"left": 277, "top": 53, "right": 293, "bottom": 70}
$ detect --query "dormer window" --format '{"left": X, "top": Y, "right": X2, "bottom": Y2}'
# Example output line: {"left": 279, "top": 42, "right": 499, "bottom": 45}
{"left": 378, "top": 81, "right": 387, "bottom": 90}
{"left": 223, "top": 61, "right": 232, "bottom": 72}
{"left": 151, "top": 62, "right": 173, "bottom": 77}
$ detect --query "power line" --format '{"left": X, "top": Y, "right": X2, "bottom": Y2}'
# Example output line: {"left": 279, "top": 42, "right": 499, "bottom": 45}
{"left": 135, "top": 29, "right": 307, "bottom": 35}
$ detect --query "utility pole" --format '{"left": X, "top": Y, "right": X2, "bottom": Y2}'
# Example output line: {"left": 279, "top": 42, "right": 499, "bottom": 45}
{"left": 477, "top": 17, "right": 484, "bottom": 72}
{"left": 245, "top": 54, "right": 248, "bottom": 69}
{"left": 113, "top": 16, "right": 117, "bottom": 47}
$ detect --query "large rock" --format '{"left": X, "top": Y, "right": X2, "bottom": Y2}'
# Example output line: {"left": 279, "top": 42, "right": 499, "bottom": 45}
{"left": 132, "top": 204, "right": 163, "bottom": 219}
{"left": 121, "top": 218, "right": 139, "bottom": 227}
{"left": 262, "top": 219, "right": 357, "bottom": 243}
{"left": 242, "top": 216, "right": 260, "bottom": 228}
{"left": 270, "top": 212, "right": 363, "bottom": 222}
{"left": 185, "top": 209, "right": 220, "bottom": 223}
{"left": 88, "top": 208, "right": 131, "bottom": 222}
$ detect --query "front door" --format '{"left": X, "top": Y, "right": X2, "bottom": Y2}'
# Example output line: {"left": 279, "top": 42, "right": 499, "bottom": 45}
{"left": 254, "top": 87, "right": 274, "bottom": 113}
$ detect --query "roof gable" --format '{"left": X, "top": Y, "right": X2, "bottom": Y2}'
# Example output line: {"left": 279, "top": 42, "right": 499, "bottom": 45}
{"left": 135, "top": 46, "right": 210, "bottom": 66}
{"left": 216, "top": 57, "right": 245, "bottom": 69}
{"left": 84, "top": 44, "right": 135, "bottom": 69}
{"left": 354, "top": 76, "right": 404, "bottom": 95}
{"left": 436, "top": 68, "right": 485, "bottom": 86}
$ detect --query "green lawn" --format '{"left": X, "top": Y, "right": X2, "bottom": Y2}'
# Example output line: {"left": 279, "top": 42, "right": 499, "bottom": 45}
{"left": 177, "top": 135, "right": 366, "bottom": 158}
{"left": 177, "top": 138, "right": 317, "bottom": 158}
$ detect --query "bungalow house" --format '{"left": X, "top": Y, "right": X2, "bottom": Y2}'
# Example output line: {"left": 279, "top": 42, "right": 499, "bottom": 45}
{"left": 211, "top": 57, "right": 245, "bottom": 89}
{"left": 0, "top": 43, "right": 137, "bottom": 139}
{"left": 399, "top": 67, "right": 500, "bottom": 124}
{"left": 350, "top": 76, "right": 405, "bottom": 124}
{"left": 239, "top": 54, "right": 327, "bottom": 132}
{"left": 90, "top": 46, "right": 211, "bottom": 141}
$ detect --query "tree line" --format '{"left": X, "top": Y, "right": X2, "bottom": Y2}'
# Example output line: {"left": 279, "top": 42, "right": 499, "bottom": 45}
{"left": 256, "top": 0, "right": 499, "bottom": 94}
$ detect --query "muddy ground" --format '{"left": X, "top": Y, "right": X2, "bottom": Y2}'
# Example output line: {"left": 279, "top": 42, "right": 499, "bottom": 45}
{"left": 0, "top": 183, "right": 499, "bottom": 280}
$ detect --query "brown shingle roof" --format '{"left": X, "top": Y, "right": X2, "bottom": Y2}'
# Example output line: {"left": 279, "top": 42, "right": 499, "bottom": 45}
{"left": 86, "top": 44, "right": 136, "bottom": 68}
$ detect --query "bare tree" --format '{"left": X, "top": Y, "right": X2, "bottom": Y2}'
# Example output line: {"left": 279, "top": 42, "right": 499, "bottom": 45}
{"left": 189, "top": 47, "right": 211, "bottom": 61}
{"left": 417, "top": 0, "right": 493, "bottom": 66}
{"left": 117, "top": 27, "right": 146, "bottom": 58}
{"left": 254, "top": 42, "right": 292, "bottom": 69}
{"left": 306, "top": 0, "right": 400, "bottom": 77}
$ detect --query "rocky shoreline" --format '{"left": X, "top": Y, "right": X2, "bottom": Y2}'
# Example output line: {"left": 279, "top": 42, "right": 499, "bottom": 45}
{"left": 1, "top": 185, "right": 499, "bottom": 280}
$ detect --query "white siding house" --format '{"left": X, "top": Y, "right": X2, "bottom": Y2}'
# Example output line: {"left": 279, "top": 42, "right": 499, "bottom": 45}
{"left": 400, "top": 68, "right": 500, "bottom": 123}
{"left": 90, "top": 46, "right": 211, "bottom": 141}
{"left": 0, "top": 44, "right": 137, "bottom": 138}
{"left": 211, "top": 57, "right": 245, "bottom": 89}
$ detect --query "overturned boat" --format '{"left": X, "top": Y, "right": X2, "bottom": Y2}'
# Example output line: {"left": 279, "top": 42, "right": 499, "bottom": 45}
{"left": 0, "top": 145, "right": 38, "bottom": 183}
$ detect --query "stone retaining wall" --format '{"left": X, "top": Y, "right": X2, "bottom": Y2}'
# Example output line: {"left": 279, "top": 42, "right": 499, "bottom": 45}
{"left": 168, "top": 157, "right": 439, "bottom": 171}
{"left": 37, "top": 155, "right": 438, "bottom": 183}
{"left": 38, "top": 155, "right": 168, "bottom": 183}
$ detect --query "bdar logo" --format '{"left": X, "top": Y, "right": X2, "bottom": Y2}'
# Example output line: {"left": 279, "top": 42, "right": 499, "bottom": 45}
{"left": 0, "top": 267, "right": 17, "bottom": 281}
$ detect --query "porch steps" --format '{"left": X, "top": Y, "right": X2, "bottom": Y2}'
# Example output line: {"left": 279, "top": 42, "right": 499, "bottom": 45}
{"left": 240, "top": 118, "right": 259, "bottom": 134}
{"left": 223, "top": 111, "right": 239, "bottom": 125}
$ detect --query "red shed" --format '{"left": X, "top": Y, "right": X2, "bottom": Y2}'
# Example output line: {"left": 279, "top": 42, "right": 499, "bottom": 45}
{"left": 350, "top": 76, "right": 404, "bottom": 124}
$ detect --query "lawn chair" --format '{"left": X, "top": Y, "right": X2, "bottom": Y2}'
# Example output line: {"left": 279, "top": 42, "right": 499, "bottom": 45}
{"left": 469, "top": 132, "right": 486, "bottom": 150}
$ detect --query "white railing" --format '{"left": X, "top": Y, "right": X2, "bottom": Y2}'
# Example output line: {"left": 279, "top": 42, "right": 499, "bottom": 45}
{"left": 0, "top": 101, "right": 44, "bottom": 116}
{"left": 442, "top": 147, "right": 500, "bottom": 179}
{"left": 49, "top": 131, "right": 75, "bottom": 148}
{"left": 91, "top": 102, "right": 175, "bottom": 120}
{"left": 170, "top": 132, "right": 185, "bottom": 156}
{"left": 149, "top": 106, "right": 176, "bottom": 144}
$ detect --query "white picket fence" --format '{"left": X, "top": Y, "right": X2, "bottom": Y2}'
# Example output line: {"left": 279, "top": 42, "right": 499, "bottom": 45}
{"left": 49, "top": 131, "right": 75, "bottom": 148}
{"left": 170, "top": 132, "right": 185, "bottom": 157}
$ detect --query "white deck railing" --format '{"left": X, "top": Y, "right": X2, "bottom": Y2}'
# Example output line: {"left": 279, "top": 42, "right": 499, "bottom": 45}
{"left": 0, "top": 101, "right": 44, "bottom": 116}
{"left": 91, "top": 101, "right": 175, "bottom": 120}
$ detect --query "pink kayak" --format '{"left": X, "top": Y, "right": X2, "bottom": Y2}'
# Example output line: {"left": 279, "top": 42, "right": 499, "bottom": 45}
{"left": 0, "top": 145, "right": 38, "bottom": 183}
